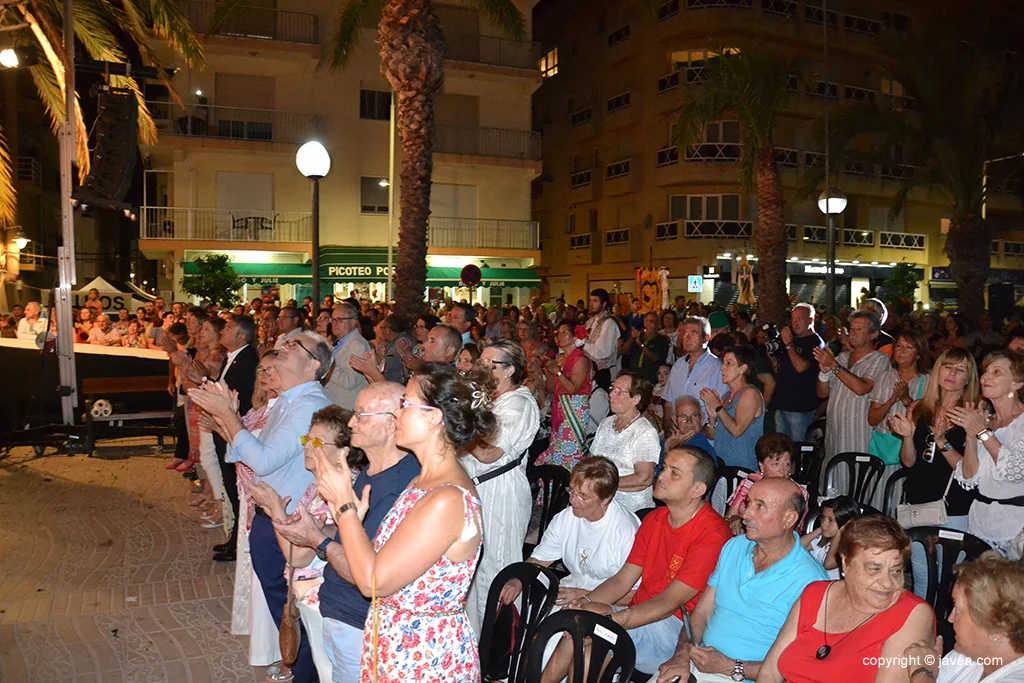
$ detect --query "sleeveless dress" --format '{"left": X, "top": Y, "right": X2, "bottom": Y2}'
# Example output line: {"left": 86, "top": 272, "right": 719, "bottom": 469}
{"left": 777, "top": 580, "right": 928, "bottom": 682}
{"left": 536, "top": 347, "right": 591, "bottom": 470}
{"left": 714, "top": 385, "right": 764, "bottom": 471}
{"left": 359, "top": 485, "right": 483, "bottom": 683}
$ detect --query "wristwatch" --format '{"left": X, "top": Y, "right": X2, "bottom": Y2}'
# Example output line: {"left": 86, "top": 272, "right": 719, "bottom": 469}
{"left": 978, "top": 428, "right": 995, "bottom": 442}
{"left": 730, "top": 660, "right": 745, "bottom": 681}
{"left": 315, "top": 537, "right": 333, "bottom": 562}
{"left": 715, "top": 405, "right": 724, "bottom": 413}
{"left": 556, "top": 370, "right": 563, "bottom": 377}
{"left": 830, "top": 366, "right": 841, "bottom": 376}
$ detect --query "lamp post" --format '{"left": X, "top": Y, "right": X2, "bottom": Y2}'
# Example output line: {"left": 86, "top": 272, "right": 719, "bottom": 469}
{"left": 295, "top": 141, "right": 331, "bottom": 313}
{"left": 818, "top": 189, "right": 847, "bottom": 316}
{"left": 13, "top": 229, "right": 30, "bottom": 250}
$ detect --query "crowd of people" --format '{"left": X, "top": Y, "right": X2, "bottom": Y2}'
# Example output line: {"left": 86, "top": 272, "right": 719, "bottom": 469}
{"left": 6, "top": 286, "right": 1024, "bottom": 683}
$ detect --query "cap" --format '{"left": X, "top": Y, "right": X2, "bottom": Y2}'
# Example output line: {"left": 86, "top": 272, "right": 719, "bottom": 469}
{"left": 708, "top": 311, "right": 730, "bottom": 330}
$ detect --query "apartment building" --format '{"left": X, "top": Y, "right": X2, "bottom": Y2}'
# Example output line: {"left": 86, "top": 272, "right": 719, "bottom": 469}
{"left": 531, "top": 0, "right": 1024, "bottom": 308}
{"left": 139, "top": 0, "right": 542, "bottom": 307}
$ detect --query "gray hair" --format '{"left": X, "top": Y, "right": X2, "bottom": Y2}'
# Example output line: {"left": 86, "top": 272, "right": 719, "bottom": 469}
{"left": 849, "top": 310, "right": 880, "bottom": 334}
{"left": 486, "top": 339, "right": 528, "bottom": 384}
{"left": 433, "top": 324, "right": 463, "bottom": 354}
{"left": 673, "top": 394, "right": 702, "bottom": 413}
{"left": 681, "top": 316, "right": 711, "bottom": 339}
{"left": 793, "top": 302, "right": 815, "bottom": 319}
{"left": 861, "top": 298, "right": 888, "bottom": 325}
{"left": 296, "top": 330, "right": 334, "bottom": 381}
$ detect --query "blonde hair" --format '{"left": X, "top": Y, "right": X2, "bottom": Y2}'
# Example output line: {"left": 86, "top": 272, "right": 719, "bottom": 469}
{"left": 915, "top": 348, "right": 979, "bottom": 427}
{"left": 955, "top": 551, "right": 1024, "bottom": 652}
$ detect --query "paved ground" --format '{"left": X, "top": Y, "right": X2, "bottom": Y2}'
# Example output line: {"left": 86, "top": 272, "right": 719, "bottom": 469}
{"left": 0, "top": 441, "right": 266, "bottom": 683}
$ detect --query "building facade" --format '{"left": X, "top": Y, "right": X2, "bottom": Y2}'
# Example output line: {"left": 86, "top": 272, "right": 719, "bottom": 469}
{"left": 531, "top": 0, "right": 1024, "bottom": 309}
{"left": 140, "top": 0, "right": 542, "bottom": 307}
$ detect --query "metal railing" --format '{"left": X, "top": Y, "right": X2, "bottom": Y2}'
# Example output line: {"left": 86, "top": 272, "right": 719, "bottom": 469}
{"left": 775, "top": 147, "right": 799, "bottom": 168}
{"left": 569, "top": 234, "right": 592, "bottom": 250}
{"left": 657, "top": 146, "right": 679, "bottom": 167}
{"left": 879, "top": 231, "right": 926, "bottom": 250}
{"left": 687, "top": 0, "right": 753, "bottom": 8}
{"left": 444, "top": 33, "right": 540, "bottom": 70}
{"left": 1004, "top": 241, "right": 1024, "bottom": 258}
{"left": 605, "top": 228, "right": 630, "bottom": 246}
{"left": 16, "top": 157, "right": 42, "bottom": 186}
{"left": 881, "top": 163, "right": 915, "bottom": 181}
{"left": 685, "top": 220, "right": 752, "bottom": 238}
{"left": 656, "top": 221, "right": 680, "bottom": 240}
{"left": 140, "top": 207, "right": 312, "bottom": 242}
{"left": 657, "top": 71, "right": 680, "bottom": 93}
{"left": 178, "top": 0, "right": 319, "bottom": 45}
{"left": 762, "top": 0, "right": 797, "bottom": 17}
{"left": 845, "top": 14, "right": 881, "bottom": 36}
{"left": 434, "top": 125, "right": 541, "bottom": 160}
{"left": 17, "top": 240, "right": 42, "bottom": 266}
{"left": 844, "top": 160, "right": 875, "bottom": 177}
{"left": 843, "top": 229, "right": 875, "bottom": 247}
{"left": 803, "top": 226, "right": 828, "bottom": 243}
{"left": 785, "top": 224, "right": 798, "bottom": 240}
{"left": 427, "top": 217, "right": 539, "bottom": 250}
{"left": 685, "top": 142, "right": 741, "bottom": 161}
{"left": 570, "top": 169, "right": 592, "bottom": 188}
{"left": 657, "top": 0, "right": 681, "bottom": 20}
{"left": 147, "top": 100, "right": 320, "bottom": 145}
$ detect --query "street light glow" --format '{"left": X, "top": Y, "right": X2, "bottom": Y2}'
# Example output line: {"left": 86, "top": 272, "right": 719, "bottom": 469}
{"left": 817, "top": 189, "right": 848, "bottom": 215}
{"left": 0, "top": 49, "right": 18, "bottom": 69}
{"left": 378, "top": 179, "right": 389, "bottom": 187}
{"left": 295, "top": 141, "right": 331, "bottom": 179}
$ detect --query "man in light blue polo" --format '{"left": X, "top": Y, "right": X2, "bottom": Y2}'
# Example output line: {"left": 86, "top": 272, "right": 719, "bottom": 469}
{"left": 656, "top": 478, "right": 827, "bottom": 683}
{"left": 662, "top": 316, "right": 729, "bottom": 436}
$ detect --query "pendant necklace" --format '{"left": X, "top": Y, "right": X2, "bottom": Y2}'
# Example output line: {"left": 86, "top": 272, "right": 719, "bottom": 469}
{"left": 816, "top": 582, "right": 877, "bottom": 660}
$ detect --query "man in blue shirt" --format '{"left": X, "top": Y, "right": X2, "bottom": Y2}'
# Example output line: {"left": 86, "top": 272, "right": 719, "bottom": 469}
{"left": 671, "top": 395, "right": 718, "bottom": 464}
{"left": 657, "top": 478, "right": 827, "bottom": 683}
{"left": 274, "top": 382, "right": 419, "bottom": 683}
{"left": 662, "top": 316, "right": 729, "bottom": 435}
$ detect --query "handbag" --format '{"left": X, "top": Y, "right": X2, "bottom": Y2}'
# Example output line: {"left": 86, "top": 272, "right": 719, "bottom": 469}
{"left": 279, "top": 546, "right": 301, "bottom": 673}
{"left": 897, "top": 473, "right": 952, "bottom": 528}
{"left": 868, "top": 431, "right": 903, "bottom": 466}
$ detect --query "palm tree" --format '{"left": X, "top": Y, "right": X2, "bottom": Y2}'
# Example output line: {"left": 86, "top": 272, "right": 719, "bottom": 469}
{"left": 211, "top": 0, "right": 526, "bottom": 320}
{"left": 826, "top": 13, "right": 1023, "bottom": 319}
{"left": 675, "top": 47, "right": 801, "bottom": 325}
{"left": 0, "top": 0, "right": 204, "bottom": 227}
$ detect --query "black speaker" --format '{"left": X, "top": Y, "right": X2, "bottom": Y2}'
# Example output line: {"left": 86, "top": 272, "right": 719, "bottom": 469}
{"left": 988, "top": 283, "right": 1015, "bottom": 324}
{"left": 72, "top": 86, "right": 138, "bottom": 210}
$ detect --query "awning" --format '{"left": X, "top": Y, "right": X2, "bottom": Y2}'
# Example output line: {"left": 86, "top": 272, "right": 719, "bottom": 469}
{"left": 426, "top": 267, "right": 541, "bottom": 288}
{"left": 182, "top": 261, "right": 312, "bottom": 285}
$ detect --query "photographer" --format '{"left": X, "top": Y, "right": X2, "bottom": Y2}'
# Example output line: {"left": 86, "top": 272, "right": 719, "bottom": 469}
{"left": 770, "top": 303, "right": 825, "bottom": 442}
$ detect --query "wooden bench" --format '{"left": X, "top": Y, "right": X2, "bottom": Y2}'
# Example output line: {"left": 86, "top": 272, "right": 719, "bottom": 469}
{"left": 82, "top": 376, "right": 176, "bottom": 456}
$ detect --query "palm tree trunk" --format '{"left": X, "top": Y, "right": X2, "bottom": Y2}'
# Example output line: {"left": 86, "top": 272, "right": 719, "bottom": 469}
{"left": 945, "top": 214, "right": 990, "bottom": 321}
{"left": 754, "top": 142, "right": 787, "bottom": 325}
{"left": 379, "top": 0, "right": 444, "bottom": 320}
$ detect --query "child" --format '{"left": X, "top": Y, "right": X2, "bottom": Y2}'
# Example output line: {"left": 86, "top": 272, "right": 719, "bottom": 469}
{"left": 801, "top": 495, "right": 859, "bottom": 579}
{"left": 648, "top": 364, "right": 672, "bottom": 426}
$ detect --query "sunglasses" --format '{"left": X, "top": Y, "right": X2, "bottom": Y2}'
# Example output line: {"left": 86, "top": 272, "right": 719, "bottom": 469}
{"left": 300, "top": 434, "right": 333, "bottom": 448}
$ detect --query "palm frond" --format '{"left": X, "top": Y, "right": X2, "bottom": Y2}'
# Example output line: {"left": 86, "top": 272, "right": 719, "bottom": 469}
{"left": 0, "top": 124, "right": 16, "bottom": 226}
{"left": 204, "top": 0, "right": 247, "bottom": 39}
{"left": 461, "top": 0, "right": 526, "bottom": 42}
{"left": 327, "top": 0, "right": 384, "bottom": 70}
{"left": 27, "top": 62, "right": 91, "bottom": 183}
{"left": 137, "top": 0, "right": 205, "bottom": 70}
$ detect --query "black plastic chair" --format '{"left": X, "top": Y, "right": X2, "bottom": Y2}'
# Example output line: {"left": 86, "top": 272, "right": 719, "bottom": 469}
{"left": 804, "top": 417, "right": 826, "bottom": 448}
{"left": 907, "top": 527, "right": 992, "bottom": 654}
{"left": 635, "top": 507, "right": 657, "bottom": 521}
{"left": 823, "top": 452, "right": 886, "bottom": 508}
{"left": 525, "top": 464, "right": 571, "bottom": 557}
{"left": 794, "top": 442, "right": 822, "bottom": 502}
{"left": 709, "top": 466, "right": 754, "bottom": 515}
{"left": 882, "top": 468, "right": 912, "bottom": 518}
{"left": 479, "top": 562, "right": 560, "bottom": 682}
{"left": 519, "top": 609, "right": 636, "bottom": 683}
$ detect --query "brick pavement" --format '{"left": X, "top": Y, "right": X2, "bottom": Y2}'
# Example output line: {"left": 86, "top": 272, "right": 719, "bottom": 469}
{"left": 0, "top": 443, "right": 267, "bottom": 683}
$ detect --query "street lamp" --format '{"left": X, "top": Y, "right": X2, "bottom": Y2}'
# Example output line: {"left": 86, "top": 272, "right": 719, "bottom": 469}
{"left": 13, "top": 229, "right": 30, "bottom": 250}
{"left": 818, "top": 189, "right": 847, "bottom": 316}
{"left": 295, "top": 141, "right": 331, "bottom": 312}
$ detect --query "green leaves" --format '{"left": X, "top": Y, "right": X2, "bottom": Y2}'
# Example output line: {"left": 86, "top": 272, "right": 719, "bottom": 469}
{"left": 179, "top": 255, "right": 243, "bottom": 307}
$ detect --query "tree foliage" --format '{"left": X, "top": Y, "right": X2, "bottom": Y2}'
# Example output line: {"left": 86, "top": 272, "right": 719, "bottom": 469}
{"left": 179, "top": 255, "right": 242, "bottom": 307}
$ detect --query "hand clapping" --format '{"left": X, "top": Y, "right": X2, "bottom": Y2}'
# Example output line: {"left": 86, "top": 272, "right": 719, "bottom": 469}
{"left": 812, "top": 346, "right": 838, "bottom": 373}
{"left": 699, "top": 387, "right": 722, "bottom": 413}
{"left": 947, "top": 402, "right": 989, "bottom": 437}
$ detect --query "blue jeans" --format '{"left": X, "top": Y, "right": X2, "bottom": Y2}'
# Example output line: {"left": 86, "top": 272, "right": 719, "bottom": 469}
{"left": 910, "top": 515, "right": 969, "bottom": 599}
{"left": 322, "top": 616, "right": 363, "bottom": 683}
{"left": 775, "top": 410, "right": 817, "bottom": 443}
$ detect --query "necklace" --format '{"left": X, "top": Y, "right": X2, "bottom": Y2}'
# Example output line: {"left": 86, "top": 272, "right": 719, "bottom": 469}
{"left": 614, "top": 411, "right": 642, "bottom": 433}
{"left": 815, "top": 582, "right": 878, "bottom": 660}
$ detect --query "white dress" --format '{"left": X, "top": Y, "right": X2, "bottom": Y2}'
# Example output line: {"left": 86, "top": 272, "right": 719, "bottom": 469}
{"left": 461, "top": 385, "right": 540, "bottom": 635}
{"left": 807, "top": 535, "right": 840, "bottom": 580}
{"left": 589, "top": 415, "right": 662, "bottom": 512}
{"left": 938, "top": 651, "right": 1024, "bottom": 682}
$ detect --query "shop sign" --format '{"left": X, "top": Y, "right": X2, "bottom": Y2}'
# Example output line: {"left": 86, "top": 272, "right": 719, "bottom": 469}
{"left": 326, "top": 265, "right": 395, "bottom": 278}
{"left": 804, "top": 264, "right": 846, "bottom": 275}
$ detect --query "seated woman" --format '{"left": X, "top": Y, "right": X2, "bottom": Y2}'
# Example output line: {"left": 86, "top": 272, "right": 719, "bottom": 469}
{"left": 723, "top": 433, "right": 810, "bottom": 535}
{"left": 801, "top": 495, "right": 859, "bottom": 580}
{"left": 498, "top": 456, "right": 640, "bottom": 605}
{"left": 760, "top": 515, "right": 936, "bottom": 683}
{"left": 903, "top": 551, "right": 1024, "bottom": 683}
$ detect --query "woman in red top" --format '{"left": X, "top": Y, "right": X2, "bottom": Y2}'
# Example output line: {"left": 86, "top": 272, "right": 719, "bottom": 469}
{"left": 758, "top": 515, "right": 935, "bottom": 683}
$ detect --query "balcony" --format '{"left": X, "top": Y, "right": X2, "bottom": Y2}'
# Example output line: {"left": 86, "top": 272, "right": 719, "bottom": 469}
{"left": 685, "top": 142, "right": 741, "bottom": 162}
{"left": 427, "top": 217, "right": 539, "bottom": 251}
{"left": 16, "top": 157, "right": 42, "bottom": 187}
{"left": 879, "top": 231, "right": 926, "bottom": 251}
{"left": 148, "top": 100, "right": 320, "bottom": 146}
{"left": 685, "top": 220, "right": 753, "bottom": 239}
{"left": 434, "top": 125, "right": 541, "bottom": 161}
{"left": 140, "top": 207, "right": 312, "bottom": 242}
{"left": 178, "top": 0, "right": 319, "bottom": 45}
{"left": 444, "top": 33, "right": 540, "bottom": 71}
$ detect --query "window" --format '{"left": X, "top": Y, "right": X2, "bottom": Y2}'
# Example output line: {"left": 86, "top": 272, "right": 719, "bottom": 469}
{"left": 809, "top": 80, "right": 839, "bottom": 100}
{"left": 881, "top": 11, "right": 911, "bottom": 33}
{"left": 360, "top": 90, "right": 391, "bottom": 121}
{"left": 569, "top": 234, "right": 591, "bottom": 250}
{"left": 605, "top": 228, "right": 630, "bottom": 246}
{"left": 607, "top": 25, "right": 631, "bottom": 47}
{"left": 540, "top": 47, "right": 559, "bottom": 78}
{"left": 844, "top": 85, "right": 875, "bottom": 104}
{"left": 606, "top": 159, "right": 631, "bottom": 179}
{"left": 658, "top": 0, "right": 680, "bottom": 20}
{"left": 670, "top": 194, "right": 741, "bottom": 221}
{"left": 570, "top": 169, "right": 592, "bottom": 188}
{"left": 686, "top": 121, "right": 740, "bottom": 161}
{"left": 607, "top": 92, "right": 631, "bottom": 113}
{"left": 360, "top": 177, "right": 390, "bottom": 214}
{"left": 881, "top": 78, "right": 903, "bottom": 97}
{"left": 570, "top": 107, "right": 593, "bottom": 127}
{"left": 804, "top": 1, "right": 838, "bottom": 27}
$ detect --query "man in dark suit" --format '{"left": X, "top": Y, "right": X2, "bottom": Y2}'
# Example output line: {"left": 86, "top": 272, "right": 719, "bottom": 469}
{"left": 212, "top": 315, "right": 259, "bottom": 561}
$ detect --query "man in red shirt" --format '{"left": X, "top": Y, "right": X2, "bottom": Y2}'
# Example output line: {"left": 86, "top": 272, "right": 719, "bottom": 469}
{"left": 541, "top": 443, "right": 731, "bottom": 680}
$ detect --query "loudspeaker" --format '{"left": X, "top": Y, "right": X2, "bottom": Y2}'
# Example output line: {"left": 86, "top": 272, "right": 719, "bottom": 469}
{"left": 988, "top": 283, "right": 1015, "bottom": 324}
{"left": 72, "top": 86, "right": 138, "bottom": 211}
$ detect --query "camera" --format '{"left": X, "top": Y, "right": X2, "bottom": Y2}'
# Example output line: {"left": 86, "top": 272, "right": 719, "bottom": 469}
{"left": 758, "top": 323, "right": 784, "bottom": 355}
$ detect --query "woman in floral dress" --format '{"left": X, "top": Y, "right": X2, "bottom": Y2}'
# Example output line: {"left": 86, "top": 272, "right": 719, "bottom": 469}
{"left": 314, "top": 363, "right": 497, "bottom": 682}
{"left": 536, "top": 322, "right": 592, "bottom": 470}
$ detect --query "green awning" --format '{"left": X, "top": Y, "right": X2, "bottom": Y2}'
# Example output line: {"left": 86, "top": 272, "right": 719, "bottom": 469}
{"left": 425, "top": 267, "right": 541, "bottom": 288}
{"left": 182, "top": 261, "right": 311, "bottom": 285}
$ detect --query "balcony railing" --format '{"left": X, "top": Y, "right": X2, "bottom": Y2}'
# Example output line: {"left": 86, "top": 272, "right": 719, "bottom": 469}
{"left": 879, "top": 231, "right": 926, "bottom": 250}
{"left": 569, "top": 234, "right": 592, "bottom": 250}
{"left": 803, "top": 226, "right": 827, "bottom": 243}
{"left": 657, "top": 71, "right": 680, "bottom": 93}
{"left": 16, "top": 157, "right": 42, "bottom": 186}
{"left": 570, "top": 170, "right": 592, "bottom": 188}
{"left": 762, "top": 0, "right": 797, "bottom": 18}
{"left": 427, "top": 217, "right": 539, "bottom": 250}
{"left": 688, "top": 0, "right": 753, "bottom": 8}
{"left": 178, "top": 0, "right": 319, "bottom": 45}
{"left": 148, "top": 100, "right": 320, "bottom": 145}
{"left": 881, "top": 163, "right": 915, "bottom": 181}
{"left": 685, "top": 142, "right": 741, "bottom": 162}
{"left": 140, "top": 207, "right": 312, "bottom": 242}
{"left": 843, "top": 229, "right": 875, "bottom": 247}
{"left": 656, "top": 146, "right": 679, "bottom": 167}
{"left": 656, "top": 221, "right": 680, "bottom": 240}
{"left": 685, "top": 220, "right": 752, "bottom": 239}
{"left": 444, "top": 33, "right": 540, "bottom": 70}
{"left": 434, "top": 125, "right": 541, "bottom": 160}
{"left": 775, "top": 147, "right": 799, "bottom": 168}
{"left": 1004, "top": 241, "right": 1024, "bottom": 258}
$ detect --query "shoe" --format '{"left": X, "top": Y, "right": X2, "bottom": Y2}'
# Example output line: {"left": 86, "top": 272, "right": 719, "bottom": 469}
{"left": 212, "top": 550, "right": 236, "bottom": 562}
{"left": 189, "top": 496, "right": 210, "bottom": 508}
{"left": 176, "top": 461, "right": 194, "bottom": 473}
{"left": 213, "top": 541, "right": 232, "bottom": 553}
{"left": 182, "top": 469, "right": 199, "bottom": 482}
{"left": 166, "top": 458, "right": 186, "bottom": 470}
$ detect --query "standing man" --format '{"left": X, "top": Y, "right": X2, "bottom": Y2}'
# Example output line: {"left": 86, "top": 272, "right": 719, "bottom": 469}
{"left": 447, "top": 302, "right": 476, "bottom": 346}
{"left": 16, "top": 302, "right": 47, "bottom": 340}
{"left": 211, "top": 315, "right": 260, "bottom": 562}
{"left": 484, "top": 306, "right": 503, "bottom": 341}
{"left": 580, "top": 288, "right": 620, "bottom": 392}
{"left": 259, "top": 306, "right": 280, "bottom": 355}
{"left": 662, "top": 316, "right": 728, "bottom": 435}
{"left": 323, "top": 303, "right": 371, "bottom": 410}
{"left": 771, "top": 303, "right": 825, "bottom": 442}
{"left": 277, "top": 306, "right": 305, "bottom": 343}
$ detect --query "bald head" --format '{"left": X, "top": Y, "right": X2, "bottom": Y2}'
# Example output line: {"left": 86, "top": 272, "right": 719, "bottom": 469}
{"left": 360, "top": 381, "right": 404, "bottom": 412}
{"left": 349, "top": 382, "right": 403, "bottom": 454}
{"left": 742, "top": 477, "right": 805, "bottom": 542}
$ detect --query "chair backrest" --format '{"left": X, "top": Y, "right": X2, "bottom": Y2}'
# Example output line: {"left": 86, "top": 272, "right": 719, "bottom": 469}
{"left": 519, "top": 609, "right": 636, "bottom": 683}
{"left": 805, "top": 417, "right": 826, "bottom": 447}
{"left": 794, "top": 442, "right": 822, "bottom": 501}
{"left": 882, "top": 468, "right": 912, "bottom": 518}
{"left": 709, "top": 466, "right": 754, "bottom": 515}
{"left": 527, "top": 464, "right": 571, "bottom": 544}
{"left": 635, "top": 507, "right": 657, "bottom": 521}
{"left": 479, "top": 562, "right": 560, "bottom": 682}
{"left": 906, "top": 527, "right": 991, "bottom": 618}
{"left": 824, "top": 452, "right": 886, "bottom": 507}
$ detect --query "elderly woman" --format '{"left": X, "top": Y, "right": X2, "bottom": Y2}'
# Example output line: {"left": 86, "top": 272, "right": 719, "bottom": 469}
{"left": 760, "top": 515, "right": 935, "bottom": 683}
{"left": 463, "top": 339, "right": 541, "bottom": 633}
{"left": 589, "top": 371, "right": 661, "bottom": 512}
{"left": 517, "top": 319, "right": 552, "bottom": 367}
{"left": 903, "top": 552, "right": 1024, "bottom": 682}
{"left": 701, "top": 345, "right": 765, "bottom": 472}
{"left": 536, "top": 321, "right": 592, "bottom": 470}
{"left": 950, "top": 351, "right": 1024, "bottom": 558}
{"left": 723, "top": 433, "right": 809, "bottom": 535}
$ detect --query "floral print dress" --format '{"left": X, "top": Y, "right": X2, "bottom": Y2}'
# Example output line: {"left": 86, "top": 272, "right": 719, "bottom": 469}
{"left": 359, "top": 485, "right": 483, "bottom": 683}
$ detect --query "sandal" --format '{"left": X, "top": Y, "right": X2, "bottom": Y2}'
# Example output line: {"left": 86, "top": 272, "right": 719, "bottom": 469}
{"left": 165, "top": 458, "right": 186, "bottom": 470}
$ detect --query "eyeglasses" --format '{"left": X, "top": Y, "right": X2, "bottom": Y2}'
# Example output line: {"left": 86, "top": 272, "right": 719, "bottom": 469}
{"left": 565, "top": 486, "right": 593, "bottom": 503}
{"left": 400, "top": 399, "right": 439, "bottom": 412}
{"left": 331, "top": 317, "right": 358, "bottom": 324}
{"left": 284, "top": 339, "right": 318, "bottom": 362}
{"left": 480, "top": 358, "right": 513, "bottom": 368}
{"left": 675, "top": 413, "right": 702, "bottom": 423}
{"left": 300, "top": 434, "right": 333, "bottom": 449}
{"left": 610, "top": 386, "right": 631, "bottom": 396}
{"left": 256, "top": 367, "right": 276, "bottom": 376}
{"left": 354, "top": 411, "right": 395, "bottom": 421}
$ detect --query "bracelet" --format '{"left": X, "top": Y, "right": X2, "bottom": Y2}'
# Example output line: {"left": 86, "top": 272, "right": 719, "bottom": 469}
{"left": 337, "top": 502, "right": 358, "bottom": 516}
{"left": 910, "top": 667, "right": 937, "bottom": 681}
{"left": 580, "top": 595, "right": 592, "bottom": 604}
{"left": 818, "top": 372, "right": 831, "bottom": 383}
